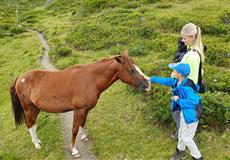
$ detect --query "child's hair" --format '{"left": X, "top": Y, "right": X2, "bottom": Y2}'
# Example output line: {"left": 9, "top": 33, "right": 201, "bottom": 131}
{"left": 181, "top": 23, "right": 205, "bottom": 62}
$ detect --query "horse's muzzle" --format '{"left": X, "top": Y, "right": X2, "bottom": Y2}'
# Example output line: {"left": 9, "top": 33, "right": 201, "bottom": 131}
{"left": 139, "top": 79, "right": 151, "bottom": 92}
{"left": 145, "top": 80, "right": 151, "bottom": 91}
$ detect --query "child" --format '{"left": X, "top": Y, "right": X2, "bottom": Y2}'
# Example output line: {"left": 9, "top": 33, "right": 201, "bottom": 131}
{"left": 148, "top": 63, "right": 202, "bottom": 160}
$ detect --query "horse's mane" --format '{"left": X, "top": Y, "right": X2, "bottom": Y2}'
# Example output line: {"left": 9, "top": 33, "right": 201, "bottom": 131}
{"left": 64, "top": 57, "right": 115, "bottom": 71}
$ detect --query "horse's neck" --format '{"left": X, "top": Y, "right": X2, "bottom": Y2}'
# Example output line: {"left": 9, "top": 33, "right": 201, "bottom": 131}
{"left": 92, "top": 59, "right": 120, "bottom": 93}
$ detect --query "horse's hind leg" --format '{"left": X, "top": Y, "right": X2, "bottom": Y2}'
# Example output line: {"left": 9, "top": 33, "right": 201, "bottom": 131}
{"left": 30, "top": 106, "right": 42, "bottom": 145}
{"left": 22, "top": 101, "right": 41, "bottom": 149}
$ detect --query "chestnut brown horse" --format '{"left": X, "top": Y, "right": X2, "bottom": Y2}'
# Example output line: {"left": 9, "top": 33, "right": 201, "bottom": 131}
{"left": 10, "top": 51, "right": 150, "bottom": 157}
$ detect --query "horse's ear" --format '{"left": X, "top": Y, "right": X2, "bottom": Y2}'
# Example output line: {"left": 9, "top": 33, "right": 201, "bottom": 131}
{"left": 115, "top": 56, "right": 123, "bottom": 64}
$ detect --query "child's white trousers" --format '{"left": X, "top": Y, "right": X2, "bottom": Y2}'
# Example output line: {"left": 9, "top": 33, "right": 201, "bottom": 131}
{"left": 177, "top": 112, "right": 201, "bottom": 159}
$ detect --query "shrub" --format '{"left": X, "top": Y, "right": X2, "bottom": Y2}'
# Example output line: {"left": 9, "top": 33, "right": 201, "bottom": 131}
{"left": 201, "top": 92, "right": 230, "bottom": 130}
{"left": 136, "top": 25, "right": 154, "bottom": 39}
{"left": 55, "top": 57, "right": 79, "bottom": 69}
{"left": 146, "top": 37, "right": 170, "bottom": 52}
{"left": 128, "top": 44, "right": 150, "bottom": 56}
{"left": 203, "top": 65, "right": 230, "bottom": 94}
{"left": 0, "top": 23, "right": 11, "bottom": 31}
{"left": 202, "top": 24, "right": 229, "bottom": 35}
{"left": 142, "top": 85, "right": 172, "bottom": 124}
{"left": 204, "top": 39, "right": 230, "bottom": 67}
{"left": 141, "top": 61, "right": 172, "bottom": 124}
{"left": 142, "top": 0, "right": 160, "bottom": 4}
{"left": 156, "top": 4, "right": 172, "bottom": 9}
{"left": 0, "top": 24, "right": 26, "bottom": 37}
{"left": 80, "top": 0, "right": 112, "bottom": 15}
{"left": 25, "top": 19, "right": 39, "bottom": 24}
{"left": 157, "top": 16, "right": 187, "bottom": 33}
{"left": 123, "top": 1, "right": 140, "bottom": 9}
{"left": 55, "top": 44, "right": 72, "bottom": 57}
{"left": 103, "top": 11, "right": 141, "bottom": 27}
{"left": 220, "top": 11, "right": 230, "bottom": 24}
{"left": 10, "top": 27, "right": 26, "bottom": 34}
{"left": 66, "top": 21, "right": 112, "bottom": 50}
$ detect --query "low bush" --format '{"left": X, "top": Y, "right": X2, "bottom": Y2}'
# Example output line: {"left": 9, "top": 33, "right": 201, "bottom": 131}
{"left": 201, "top": 92, "right": 230, "bottom": 130}
{"left": 80, "top": 0, "right": 152, "bottom": 15}
{"left": 10, "top": 26, "right": 26, "bottom": 34}
{"left": 123, "top": 1, "right": 140, "bottom": 9}
{"left": 142, "top": 85, "right": 172, "bottom": 124}
{"left": 0, "top": 24, "right": 26, "bottom": 37}
{"left": 203, "top": 65, "right": 230, "bottom": 94}
{"left": 157, "top": 14, "right": 230, "bottom": 36}
{"left": 220, "top": 11, "right": 230, "bottom": 24}
{"left": 128, "top": 44, "right": 150, "bottom": 56}
{"left": 66, "top": 21, "right": 112, "bottom": 50}
{"left": 204, "top": 39, "right": 230, "bottom": 67}
{"left": 156, "top": 4, "right": 172, "bottom": 9}
{"left": 141, "top": 60, "right": 172, "bottom": 124}
{"left": 67, "top": 16, "right": 157, "bottom": 51}
{"left": 136, "top": 25, "right": 155, "bottom": 39}
{"left": 201, "top": 24, "right": 229, "bottom": 36}
{"left": 81, "top": 0, "right": 109, "bottom": 14}
{"left": 193, "top": 18, "right": 230, "bottom": 35}
{"left": 157, "top": 16, "right": 187, "bottom": 33}
{"left": 55, "top": 57, "right": 79, "bottom": 69}
{"left": 55, "top": 44, "right": 72, "bottom": 57}
{"left": 142, "top": 0, "right": 161, "bottom": 4}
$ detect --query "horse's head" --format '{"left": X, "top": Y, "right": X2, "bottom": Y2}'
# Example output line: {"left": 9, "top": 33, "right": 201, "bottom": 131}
{"left": 115, "top": 50, "right": 151, "bottom": 91}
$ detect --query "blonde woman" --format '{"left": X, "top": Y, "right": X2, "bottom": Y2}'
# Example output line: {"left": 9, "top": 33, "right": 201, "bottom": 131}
{"left": 180, "top": 23, "right": 205, "bottom": 84}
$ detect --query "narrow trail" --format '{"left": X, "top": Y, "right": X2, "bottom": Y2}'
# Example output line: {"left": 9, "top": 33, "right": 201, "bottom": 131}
{"left": 23, "top": 28, "right": 96, "bottom": 160}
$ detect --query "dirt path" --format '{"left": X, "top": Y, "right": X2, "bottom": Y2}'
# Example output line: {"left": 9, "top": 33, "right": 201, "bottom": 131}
{"left": 24, "top": 27, "right": 96, "bottom": 160}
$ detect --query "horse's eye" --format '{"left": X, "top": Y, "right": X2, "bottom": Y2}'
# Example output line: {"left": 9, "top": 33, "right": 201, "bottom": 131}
{"left": 130, "top": 68, "right": 137, "bottom": 75}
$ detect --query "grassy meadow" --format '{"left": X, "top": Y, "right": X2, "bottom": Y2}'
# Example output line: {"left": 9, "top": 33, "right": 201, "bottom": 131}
{"left": 0, "top": 0, "right": 229, "bottom": 159}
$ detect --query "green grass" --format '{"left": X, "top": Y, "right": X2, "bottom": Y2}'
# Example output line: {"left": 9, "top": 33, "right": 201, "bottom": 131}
{"left": 87, "top": 83, "right": 174, "bottom": 159}
{"left": 1, "top": 0, "right": 230, "bottom": 159}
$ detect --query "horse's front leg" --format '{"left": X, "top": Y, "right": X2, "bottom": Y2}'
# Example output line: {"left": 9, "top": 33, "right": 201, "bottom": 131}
{"left": 71, "top": 109, "right": 86, "bottom": 158}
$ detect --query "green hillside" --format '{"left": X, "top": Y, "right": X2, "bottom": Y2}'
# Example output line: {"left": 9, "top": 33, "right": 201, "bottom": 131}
{"left": 0, "top": 0, "right": 229, "bottom": 159}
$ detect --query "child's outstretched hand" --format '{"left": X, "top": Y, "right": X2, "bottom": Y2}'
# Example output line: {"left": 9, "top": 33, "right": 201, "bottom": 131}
{"left": 145, "top": 76, "right": 150, "bottom": 80}
{"left": 173, "top": 96, "right": 179, "bottom": 102}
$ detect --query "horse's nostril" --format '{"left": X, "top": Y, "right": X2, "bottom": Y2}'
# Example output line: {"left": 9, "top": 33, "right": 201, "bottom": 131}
{"left": 144, "top": 80, "right": 151, "bottom": 91}
{"left": 139, "top": 80, "right": 151, "bottom": 91}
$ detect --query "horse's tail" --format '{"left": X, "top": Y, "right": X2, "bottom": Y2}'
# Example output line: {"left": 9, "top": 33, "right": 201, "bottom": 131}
{"left": 10, "top": 77, "right": 25, "bottom": 126}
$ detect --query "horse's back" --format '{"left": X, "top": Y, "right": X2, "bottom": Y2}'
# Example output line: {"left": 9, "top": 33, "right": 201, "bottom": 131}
{"left": 16, "top": 69, "right": 69, "bottom": 110}
{"left": 16, "top": 69, "right": 57, "bottom": 91}
{"left": 15, "top": 68, "right": 92, "bottom": 112}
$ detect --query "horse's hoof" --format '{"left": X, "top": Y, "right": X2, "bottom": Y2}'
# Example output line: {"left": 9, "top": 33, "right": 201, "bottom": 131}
{"left": 37, "top": 139, "right": 42, "bottom": 145}
{"left": 71, "top": 147, "right": 80, "bottom": 158}
{"left": 82, "top": 137, "right": 88, "bottom": 142}
{"left": 35, "top": 144, "right": 41, "bottom": 150}
{"left": 81, "top": 134, "right": 88, "bottom": 142}
{"left": 72, "top": 153, "right": 81, "bottom": 158}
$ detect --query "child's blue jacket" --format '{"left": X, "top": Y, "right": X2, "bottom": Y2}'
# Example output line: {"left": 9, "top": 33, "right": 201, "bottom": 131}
{"left": 150, "top": 76, "right": 201, "bottom": 124}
